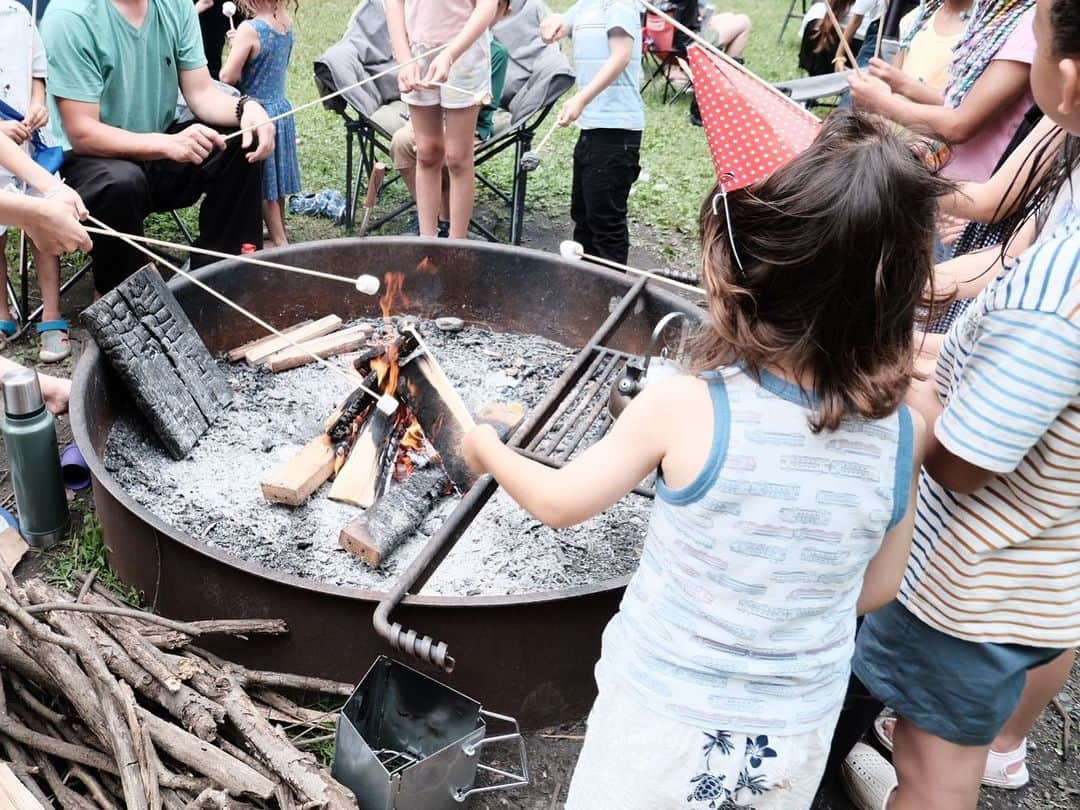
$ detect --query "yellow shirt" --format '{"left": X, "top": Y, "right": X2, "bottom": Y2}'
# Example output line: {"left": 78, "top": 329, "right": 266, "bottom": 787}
{"left": 899, "top": 8, "right": 963, "bottom": 94}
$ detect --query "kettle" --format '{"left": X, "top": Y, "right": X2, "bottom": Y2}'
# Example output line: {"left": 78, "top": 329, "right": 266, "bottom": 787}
{"left": 608, "top": 312, "right": 688, "bottom": 419}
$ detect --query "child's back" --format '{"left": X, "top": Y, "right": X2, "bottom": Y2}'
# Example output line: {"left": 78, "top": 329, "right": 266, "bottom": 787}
{"left": 605, "top": 365, "right": 914, "bottom": 734}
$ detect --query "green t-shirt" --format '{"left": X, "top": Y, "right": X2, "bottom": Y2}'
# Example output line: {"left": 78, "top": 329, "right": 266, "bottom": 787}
{"left": 41, "top": 0, "right": 207, "bottom": 150}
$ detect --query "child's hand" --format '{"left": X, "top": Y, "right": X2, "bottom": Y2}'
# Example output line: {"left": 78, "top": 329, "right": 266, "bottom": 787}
{"left": 558, "top": 93, "right": 585, "bottom": 126}
{"left": 195, "top": 0, "right": 214, "bottom": 12}
{"left": 226, "top": 28, "right": 237, "bottom": 41}
{"left": 868, "top": 57, "right": 909, "bottom": 94}
{"left": 461, "top": 424, "right": 500, "bottom": 476}
{"left": 398, "top": 61, "right": 421, "bottom": 94}
{"left": 44, "top": 183, "right": 89, "bottom": 220}
{"left": 0, "top": 120, "right": 31, "bottom": 145}
{"left": 25, "top": 196, "right": 92, "bottom": 255}
{"left": 25, "top": 102, "right": 49, "bottom": 132}
{"left": 423, "top": 51, "right": 454, "bottom": 87}
{"left": 847, "top": 72, "right": 892, "bottom": 112}
{"left": 540, "top": 13, "right": 569, "bottom": 43}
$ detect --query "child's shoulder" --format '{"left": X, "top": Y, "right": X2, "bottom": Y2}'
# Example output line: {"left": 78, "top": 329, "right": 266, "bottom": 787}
{"left": 997, "top": 214, "right": 1080, "bottom": 323}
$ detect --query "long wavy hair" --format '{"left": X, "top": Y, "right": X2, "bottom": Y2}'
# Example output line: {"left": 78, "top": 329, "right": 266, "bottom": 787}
{"left": 692, "top": 110, "right": 954, "bottom": 432}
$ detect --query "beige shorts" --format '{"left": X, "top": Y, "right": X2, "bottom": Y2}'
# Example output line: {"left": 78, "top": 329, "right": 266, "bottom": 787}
{"left": 401, "top": 36, "right": 491, "bottom": 109}
{"left": 565, "top": 670, "right": 835, "bottom": 810}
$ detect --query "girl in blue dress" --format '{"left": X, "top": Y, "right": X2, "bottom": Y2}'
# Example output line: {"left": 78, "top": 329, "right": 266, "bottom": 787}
{"left": 221, "top": 0, "right": 301, "bottom": 246}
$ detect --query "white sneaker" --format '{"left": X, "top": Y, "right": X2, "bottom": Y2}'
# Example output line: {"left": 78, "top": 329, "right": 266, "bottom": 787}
{"left": 873, "top": 711, "right": 1029, "bottom": 790}
{"left": 842, "top": 742, "right": 897, "bottom": 810}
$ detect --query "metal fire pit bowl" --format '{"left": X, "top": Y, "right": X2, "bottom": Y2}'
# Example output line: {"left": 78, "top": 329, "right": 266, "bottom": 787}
{"left": 71, "top": 237, "right": 703, "bottom": 728}
{"left": 333, "top": 656, "right": 528, "bottom": 809}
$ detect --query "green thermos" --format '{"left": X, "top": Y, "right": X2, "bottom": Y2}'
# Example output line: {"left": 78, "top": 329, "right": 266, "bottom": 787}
{"left": 1, "top": 369, "right": 68, "bottom": 548}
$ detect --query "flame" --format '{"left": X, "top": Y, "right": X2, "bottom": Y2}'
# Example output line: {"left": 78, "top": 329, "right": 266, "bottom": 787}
{"left": 380, "top": 272, "right": 408, "bottom": 324}
{"left": 400, "top": 421, "right": 424, "bottom": 451}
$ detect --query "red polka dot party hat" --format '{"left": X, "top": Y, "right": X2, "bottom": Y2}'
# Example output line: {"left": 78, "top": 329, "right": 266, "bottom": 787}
{"left": 687, "top": 44, "right": 821, "bottom": 191}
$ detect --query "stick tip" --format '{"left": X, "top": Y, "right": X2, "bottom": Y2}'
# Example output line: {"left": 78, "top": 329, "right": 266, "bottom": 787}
{"left": 559, "top": 240, "right": 584, "bottom": 260}
{"left": 355, "top": 274, "right": 380, "bottom": 295}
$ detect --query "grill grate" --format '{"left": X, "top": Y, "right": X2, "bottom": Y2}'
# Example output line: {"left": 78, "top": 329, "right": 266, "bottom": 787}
{"left": 373, "top": 747, "right": 420, "bottom": 777}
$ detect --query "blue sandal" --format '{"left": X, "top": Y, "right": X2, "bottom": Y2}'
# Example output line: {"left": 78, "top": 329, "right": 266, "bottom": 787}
{"left": 0, "top": 321, "right": 16, "bottom": 339}
{"left": 37, "top": 320, "right": 70, "bottom": 363}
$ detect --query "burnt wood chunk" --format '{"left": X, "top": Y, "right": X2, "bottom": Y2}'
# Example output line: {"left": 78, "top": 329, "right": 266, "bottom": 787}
{"left": 326, "top": 409, "right": 398, "bottom": 508}
{"left": 339, "top": 467, "right": 447, "bottom": 567}
{"left": 261, "top": 435, "right": 336, "bottom": 506}
{"left": 400, "top": 355, "right": 477, "bottom": 491}
{"left": 81, "top": 265, "right": 233, "bottom": 459}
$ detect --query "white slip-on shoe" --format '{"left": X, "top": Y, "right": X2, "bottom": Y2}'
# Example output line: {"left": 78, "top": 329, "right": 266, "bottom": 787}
{"left": 842, "top": 742, "right": 898, "bottom": 810}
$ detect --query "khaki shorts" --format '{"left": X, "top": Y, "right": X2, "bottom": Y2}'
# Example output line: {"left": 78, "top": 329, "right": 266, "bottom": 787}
{"left": 401, "top": 36, "right": 491, "bottom": 109}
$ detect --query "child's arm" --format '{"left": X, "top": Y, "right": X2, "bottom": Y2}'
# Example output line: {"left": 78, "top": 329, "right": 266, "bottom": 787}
{"left": 26, "top": 79, "right": 49, "bottom": 133}
{"left": 423, "top": 0, "right": 501, "bottom": 86}
{"left": 941, "top": 116, "right": 1063, "bottom": 223}
{"left": 856, "top": 409, "right": 926, "bottom": 615}
{"left": 558, "top": 30, "right": 635, "bottom": 125}
{"left": 866, "top": 57, "right": 944, "bottom": 106}
{"left": 540, "top": 2, "right": 579, "bottom": 43}
{"left": 849, "top": 59, "right": 1030, "bottom": 144}
{"left": 385, "top": 0, "right": 421, "bottom": 93}
{"left": 462, "top": 378, "right": 679, "bottom": 529}
{"left": 931, "top": 218, "right": 1037, "bottom": 301}
{"left": 219, "top": 22, "right": 259, "bottom": 87}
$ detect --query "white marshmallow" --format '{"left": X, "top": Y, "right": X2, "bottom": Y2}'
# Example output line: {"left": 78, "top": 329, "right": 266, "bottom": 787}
{"left": 222, "top": 1, "right": 236, "bottom": 15}
{"left": 560, "top": 240, "right": 584, "bottom": 260}
{"left": 376, "top": 394, "right": 399, "bottom": 416}
{"left": 355, "top": 274, "right": 380, "bottom": 295}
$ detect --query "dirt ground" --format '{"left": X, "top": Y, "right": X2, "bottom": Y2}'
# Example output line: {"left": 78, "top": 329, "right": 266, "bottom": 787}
{"left": 2, "top": 208, "right": 1077, "bottom": 809}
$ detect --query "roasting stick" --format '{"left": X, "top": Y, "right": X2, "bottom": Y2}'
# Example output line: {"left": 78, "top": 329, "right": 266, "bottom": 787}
{"left": 637, "top": 0, "right": 816, "bottom": 118}
{"left": 81, "top": 227, "right": 381, "bottom": 294}
{"left": 824, "top": 1, "right": 864, "bottom": 77}
{"left": 85, "top": 215, "right": 397, "bottom": 412}
{"left": 520, "top": 120, "right": 561, "bottom": 171}
{"left": 874, "top": 0, "right": 889, "bottom": 59}
{"left": 223, "top": 45, "right": 448, "bottom": 142}
{"left": 560, "top": 241, "right": 705, "bottom": 298}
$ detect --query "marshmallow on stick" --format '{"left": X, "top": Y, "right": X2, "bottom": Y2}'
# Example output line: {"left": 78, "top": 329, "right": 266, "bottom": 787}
{"left": 222, "top": 1, "right": 236, "bottom": 30}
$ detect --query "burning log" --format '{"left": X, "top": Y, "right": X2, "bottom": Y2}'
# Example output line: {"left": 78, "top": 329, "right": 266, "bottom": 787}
{"left": 81, "top": 265, "right": 234, "bottom": 460}
{"left": 338, "top": 466, "right": 448, "bottom": 568}
{"left": 326, "top": 408, "right": 400, "bottom": 508}
{"left": 0, "top": 576, "right": 358, "bottom": 809}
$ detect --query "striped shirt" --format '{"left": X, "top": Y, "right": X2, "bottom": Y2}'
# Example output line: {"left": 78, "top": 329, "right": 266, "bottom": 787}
{"left": 899, "top": 209, "right": 1080, "bottom": 648}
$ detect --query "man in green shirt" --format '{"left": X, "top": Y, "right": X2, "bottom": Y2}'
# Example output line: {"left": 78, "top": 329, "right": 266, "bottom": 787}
{"left": 41, "top": 0, "right": 275, "bottom": 293}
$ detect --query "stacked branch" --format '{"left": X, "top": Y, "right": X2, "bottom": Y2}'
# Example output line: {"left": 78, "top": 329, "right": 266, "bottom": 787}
{"left": 0, "top": 574, "right": 358, "bottom": 809}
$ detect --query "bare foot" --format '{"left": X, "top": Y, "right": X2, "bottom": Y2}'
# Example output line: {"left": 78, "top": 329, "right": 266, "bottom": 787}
{"left": 38, "top": 372, "right": 70, "bottom": 415}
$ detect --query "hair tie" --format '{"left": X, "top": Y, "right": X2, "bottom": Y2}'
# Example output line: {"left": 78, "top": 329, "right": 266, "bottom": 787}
{"left": 712, "top": 173, "right": 745, "bottom": 275}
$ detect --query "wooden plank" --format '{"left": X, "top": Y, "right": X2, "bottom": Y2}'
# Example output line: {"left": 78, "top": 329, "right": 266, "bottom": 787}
{"left": 327, "top": 410, "right": 396, "bottom": 508}
{"left": 260, "top": 435, "right": 336, "bottom": 506}
{"left": 0, "top": 763, "right": 45, "bottom": 810}
{"left": 263, "top": 324, "right": 374, "bottom": 373}
{"left": 339, "top": 467, "right": 446, "bottom": 568}
{"left": 226, "top": 319, "right": 313, "bottom": 362}
{"left": 243, "top": 315, "right": 343, "bottom": 364}
{"left": 81, "top": 265, "right": 234, "bottom": 460}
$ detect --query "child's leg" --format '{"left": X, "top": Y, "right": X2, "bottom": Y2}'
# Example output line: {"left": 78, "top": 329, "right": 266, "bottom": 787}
{"left": 262, "top": 200, "right": 288, "bottom": 247}
{"left": 443, "top": 106, "right": 480, "bottom": 240}
{"left": 409, "top": 105, "right": 447, "bottom": 237}
{"left": 32, "top": 246, "right": 62, "bottom": 324}
{"left": 0, "top": 232, "right": 11, "bottom": 324}
{"left": 570, "top": 134, "right": 593, "bottom": 255}
{"left": 992, "top": 648, "right": 1076, "bottom": 756}
{"left": 709, "top": 12, "right": 753, "bottom": 58}
{"left": 576, "top": 131, "right": 641, "bottom": 266}
{"left": 890, "top": 718, "right": 987, "bottom": 810}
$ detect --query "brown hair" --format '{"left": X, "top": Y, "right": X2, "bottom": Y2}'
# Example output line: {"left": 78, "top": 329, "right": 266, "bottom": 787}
{"left": 812, "top": 0, "right": 854, "bottom": 54}
{"left": 236, "top": 0, "right": 298, "bottom": 17}
{"left": 693, "top": 109, "right": 954, "bottom": 432}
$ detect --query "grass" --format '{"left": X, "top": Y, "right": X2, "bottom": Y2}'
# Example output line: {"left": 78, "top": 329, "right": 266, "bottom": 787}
{"left": 47, "top": 503, "right": 142, "bottom": 604}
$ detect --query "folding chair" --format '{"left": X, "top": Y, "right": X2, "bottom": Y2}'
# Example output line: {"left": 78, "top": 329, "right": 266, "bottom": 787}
{"left": 773, "top": 70, "right": 852, "bottom": 108}
{"left": 777, "top": 0, "right": 809, "bottom": 43}
{"left": 314, "top": 0, "right": 575, "bottom": 244}
{"left": 641, "top": 12, "right": 689, "bottom": 104}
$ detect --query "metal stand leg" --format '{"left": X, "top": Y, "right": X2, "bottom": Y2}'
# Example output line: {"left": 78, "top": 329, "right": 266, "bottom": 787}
{"left": 777, "top": 0, "right": 807, "bottom": 42}
{"left": 509, "top": 135, "right": 529, "bottom": 246}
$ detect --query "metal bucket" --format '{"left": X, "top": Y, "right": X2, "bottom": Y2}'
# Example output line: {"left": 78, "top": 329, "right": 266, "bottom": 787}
{"left": 333, "top": 657, "right": 529, "bottom": 809}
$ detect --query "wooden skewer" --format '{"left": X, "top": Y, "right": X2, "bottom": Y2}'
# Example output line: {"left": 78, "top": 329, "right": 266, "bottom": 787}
{"left": 81, "top": 227, "right": 379, "bottom": 293}
{"left": 532, "top": 121, "right": 560, "bottom": 155}
{"left": 824, "top": 2, "right": 864, "bottom": 77}
{"left": 223, "top": 45, "right": 448, "bottom": 142}
{"left": 874, "top": 0, "right": 890, "bottom": 60}
{"left": 84, "top": 215, "right": 386, "bottom": 401}
{"left": 561, "top": 242, "right": 705, "bottom": 297}
{"left": 637, "top": 0, "right": 817, "bottom": 119}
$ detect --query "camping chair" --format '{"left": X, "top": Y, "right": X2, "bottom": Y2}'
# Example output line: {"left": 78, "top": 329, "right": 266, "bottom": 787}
{"left": 641, "top": 12, "right": 689, "bottom": 104}
{"left": 777, "top": 0, "right": 808, "bottom": 43}
{"left": 313, "top": 0, "right": 575, "bottom": 244}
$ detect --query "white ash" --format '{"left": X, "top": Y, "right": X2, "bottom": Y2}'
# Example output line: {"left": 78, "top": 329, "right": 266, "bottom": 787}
{"left": 103, "top": 319, "right": 649, "bottom": 596}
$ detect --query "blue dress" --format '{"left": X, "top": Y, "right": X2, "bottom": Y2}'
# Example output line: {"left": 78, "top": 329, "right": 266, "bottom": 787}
{"left": 239, "top": 19, "right": 301, "bottom": 201}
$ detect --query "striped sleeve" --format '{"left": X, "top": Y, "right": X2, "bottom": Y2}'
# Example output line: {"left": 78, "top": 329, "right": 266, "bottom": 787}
{"left": 936, "top": 307, "right": 1080, "bottom": 473}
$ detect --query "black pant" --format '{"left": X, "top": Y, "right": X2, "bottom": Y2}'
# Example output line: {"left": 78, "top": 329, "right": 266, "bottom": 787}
{"left": 63, "top": 120, "right": 264, "bottom": 294}
{"left": 571, "top": 129, "right": 641, "bottom": 267}
{"left": 199, "top": 0, "right": 231, "bottom": 79}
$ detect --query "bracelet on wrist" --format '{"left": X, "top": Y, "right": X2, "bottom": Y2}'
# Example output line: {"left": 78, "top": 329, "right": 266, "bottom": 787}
{"left": 235, "top": 94, "right": 251, "bottom": 124}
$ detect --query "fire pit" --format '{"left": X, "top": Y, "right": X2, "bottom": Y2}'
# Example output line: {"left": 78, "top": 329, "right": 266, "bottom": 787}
{"left": 71, "top": 237, "right": 702, "bottom": 727}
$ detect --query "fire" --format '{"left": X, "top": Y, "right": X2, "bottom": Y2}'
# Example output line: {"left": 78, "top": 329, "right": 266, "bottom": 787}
{"left": 400, "top": 421, "right": 424, "bottom": 451}
{"left": 380, "top": 272, "right": 408, "bottom": 324}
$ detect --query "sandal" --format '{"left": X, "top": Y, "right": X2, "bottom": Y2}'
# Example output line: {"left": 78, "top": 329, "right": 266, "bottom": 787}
{"left": 0, "top": 320, "right": 17, "bottom": 340}
{"left": 842, "top": 742, "right": 897, "bottom": 810}
{"left": 37, "top": 320, "right": 71, "bottom": 364}
{"left": 873, "top": 711, "right": 1030, "bottom": 790}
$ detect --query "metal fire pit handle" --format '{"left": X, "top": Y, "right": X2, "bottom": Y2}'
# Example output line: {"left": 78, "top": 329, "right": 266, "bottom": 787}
{"left": 454, "top": 709, "right": 530, "bottom": 802}
{"left": 381, "top": 619, "right": 455, "bottom": 672}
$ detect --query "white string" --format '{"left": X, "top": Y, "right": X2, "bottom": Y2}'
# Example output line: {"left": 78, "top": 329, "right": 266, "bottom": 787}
{"left": 81, "top": 226, "right": 378, "bottom": 290}
{"left": 223, "top": 45, "right": 448, "bottom": 142}
{"left": 85, "top": 215, "right": 380, "bottom": 394}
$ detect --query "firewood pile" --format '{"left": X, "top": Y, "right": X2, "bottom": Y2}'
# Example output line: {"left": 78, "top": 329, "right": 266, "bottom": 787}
{"left": 0, "top": 570, "right": 359, "bottom": 809}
